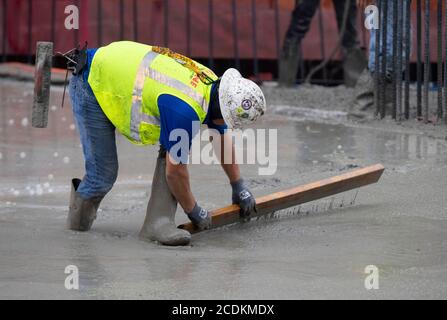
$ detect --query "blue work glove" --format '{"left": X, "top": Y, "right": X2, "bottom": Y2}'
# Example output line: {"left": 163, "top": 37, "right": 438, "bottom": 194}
{"left": 231, "top": 179, "right": 257, "bottom": 220}
{"left": 186, "top": 203, "right": 212, "bottom": 231}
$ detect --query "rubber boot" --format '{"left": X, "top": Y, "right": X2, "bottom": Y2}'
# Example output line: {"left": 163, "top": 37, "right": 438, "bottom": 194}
{"left": 67, "top": 179, "right": 103, "bottom": 231}
{"left": 139, "top": 150, "right": 191, "bottom": 246}
{"left": 278, "top": 38, "right": 300, "bottom": 87}
{"left": 343, "top": 47, "right": 368, "bottom": 88}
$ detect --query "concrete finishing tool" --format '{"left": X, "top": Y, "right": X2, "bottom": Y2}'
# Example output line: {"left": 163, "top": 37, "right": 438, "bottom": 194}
{"left": 179, "top": 164, "right": 385, "bottom": 234}
{"left": 32, "top": 41, "right": 88, "bottom": 128}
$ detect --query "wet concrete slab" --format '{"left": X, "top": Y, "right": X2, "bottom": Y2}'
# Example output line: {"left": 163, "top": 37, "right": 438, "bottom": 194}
{"left": 1, "top": 79, "right": 447, "bottom": 299}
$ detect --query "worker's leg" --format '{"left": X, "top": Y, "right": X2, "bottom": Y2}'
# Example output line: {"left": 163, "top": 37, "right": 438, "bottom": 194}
{"left": 67, "top": 74, "right": 118, "bottom": 231}
{"left": 70, "top": 74, "right": 118, "bottom": 199}
{"left": 283, "top": 0, "right": 320, "bottom": 43}
{"left": 139, "top": 146, "right": 191, "bottom": 246}
{"left": 333, "top": 0, "right": 366, "bottom": 87}
{"left": 332, "top": 0, "right": 359, "bottom": 50}
{"left": 279, "top": 0, "right": 320, "bottom": 86}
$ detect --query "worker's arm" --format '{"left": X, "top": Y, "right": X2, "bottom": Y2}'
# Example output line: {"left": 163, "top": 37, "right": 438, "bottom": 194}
{"left": 165, "top": 153, "right": 196, "bottom": 213}
{"left": 215, "top": 133, "right": 257, "bottom": 218}
{"left": 165, "top": 153, "right": 212, "bottom": 230}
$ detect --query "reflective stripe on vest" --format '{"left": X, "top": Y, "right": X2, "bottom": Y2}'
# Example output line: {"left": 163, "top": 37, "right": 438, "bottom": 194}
{"left": 130, "top": 51, "right": 208, "bottom": 142}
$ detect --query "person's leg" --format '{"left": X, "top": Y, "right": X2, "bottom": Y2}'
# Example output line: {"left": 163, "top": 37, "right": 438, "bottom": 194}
{"left": 279, "top": 0, "right": 320, "bottom": 86}
{"left": 67, "top": 74, "right": 118, "bottom": 231}
{"left": 284, "top": 0, "right": 320, "bottom": 43}
{"left": 332, "top": 0, "right": 359, "bottom": 50}
{"left": 70, "top": 75, "right": 118, "bottom": 199}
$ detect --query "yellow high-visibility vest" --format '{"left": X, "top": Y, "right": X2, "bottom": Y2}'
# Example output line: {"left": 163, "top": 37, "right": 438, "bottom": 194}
{"left": 88, "top": 41, "right": 218, "bottom": 145}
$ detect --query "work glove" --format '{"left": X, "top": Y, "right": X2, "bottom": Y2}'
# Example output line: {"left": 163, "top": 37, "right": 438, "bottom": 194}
{"left": 186, "top": 203, "right": 212, "bottom": 231}
{"left": 231, "top": 179, "right": 257, "bottom": 220}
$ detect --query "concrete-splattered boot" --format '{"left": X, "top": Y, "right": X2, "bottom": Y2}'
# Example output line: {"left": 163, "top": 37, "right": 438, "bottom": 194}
{"left": 343, "top": 47, "right": 367, "bottom": 88}
{"left": 139, "top": 150, "right": 191, "bottom": 246}
{"left": 67, "top": 179, "right": 103, "bottom": 231}
{"left": 278, "top": 38, "right": 300, "bottom": 87}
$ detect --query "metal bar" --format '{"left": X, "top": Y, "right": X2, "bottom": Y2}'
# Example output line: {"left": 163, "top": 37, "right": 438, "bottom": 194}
{"left": 232, "top": 0, "right": 240, "bottom": 70}
{"left": 51, "top": 0, "right": 56, "bottom": 44}
{"left": 164, "top": 0, "right": 169, "bottom": 47}
{"left": 179, "top": 164, "right": 386, "bottom": 234}
{"left": 186, "top": 0, "right": 191, "bottom": 56}
{"left": 97, "top": 0, "right": 102, "bottom": 46}
{"left": 133, "top": 0, "right": 138, "bottom": 41}
{"left": 374, "top": 0, "right": 381, "bottom": 116}
{"left": 274, "top": 0, "right": 280, "bottom": 60}
{"left": 445, "top": 0, "right": 447, "bottom": 124}
{"left": 424, "top": 0, "right": 430, "bottom": 123}
{"left": 397, "top": 0, "right": 403, "bottom": 121}
{"left": 208, "top": 0, "right": 214, "bottom": 69}
{"left": 404, "top": 0, "right": 411, "bottom": 120}
{"left": 317, "top": 3, "right": 327, "bottom": 83}
{"left": 416, "top": 0, "right": 422, "bottom": 117}
{"left": 74, "top": 0, "right": 79, "bottom": 47}
{"left": 2, "top": 0, "right": 7, "bottom": 62}
{"left": 392, "top": 0, "right": 398, "bottom": 119}
{"left": 251, "top": 0, "right": 258, "bottom": 79}
{"left": 27, "top": 0, "right": 32, "bottom": 64}
{"left": 437, "top": 0, "right": 443, "bottom": 120}
{"left": 380, "top": 0, "right": 389, "bottom": 118}
{"left": 120, "top": 0, "right": 125, "bottom": 40}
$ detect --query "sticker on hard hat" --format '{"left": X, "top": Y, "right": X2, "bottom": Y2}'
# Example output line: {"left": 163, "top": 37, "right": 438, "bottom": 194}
{"left": 242, "top": 99, "right": 253, "bottom": 110}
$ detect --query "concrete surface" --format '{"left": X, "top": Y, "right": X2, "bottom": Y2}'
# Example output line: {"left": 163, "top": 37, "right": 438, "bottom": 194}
{"left": 1, "top": 79, "right": 447, "bottom": 299}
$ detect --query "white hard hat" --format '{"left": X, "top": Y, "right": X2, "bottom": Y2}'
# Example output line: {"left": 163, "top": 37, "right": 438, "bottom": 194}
{"left": 219, "top": 68, "right": 266, "bottom": 129}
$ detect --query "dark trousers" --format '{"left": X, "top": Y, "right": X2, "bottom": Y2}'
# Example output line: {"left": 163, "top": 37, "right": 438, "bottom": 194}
{"left": 284, "top": 0, "right": 359, "bottom": 50}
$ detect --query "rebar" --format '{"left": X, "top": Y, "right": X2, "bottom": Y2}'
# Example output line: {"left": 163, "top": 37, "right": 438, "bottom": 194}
{"left": 119, "top": 0, "right": 124, "bottom": 40}
{"left": 27, "top": 0, "right": 32, "bottom": 64}
{"left": 404, "top": 0, "right": 411, "bottom": 120}
{"left": 186, "top": 0, "right": 191, "bottom": 56}
{"left": 133, "top": 0, "right": 138, "bottom": 41}
{"left": 374, "top": 0, "right": 382, "bottom": 116}
{"left": 274, "top": 0, "right": 280, "bottom": 64}
{"left": 164, "top": 0, "right": 169, "bottom": 47}
{"left": 397, "top": 0, "right": 404, "bottom": 121}
{"left": 437, "top": 0, "right": 443, "bottom": 120}
{"left": 380, "top": 0, "right": 389, "bottom": 118}
{"left": 417, "top": 0, "right": 422, "bottom": 117}
{"left": 424, "top": 0, "right": 430, "bottom": 123}
{"left": 317, "top": 3, "right": 327, "bottom": 82}
{"left": 251, "top": 0, "right": 258, "bottom": 79}
{"left": 392, "top": 0, "right": 398, "bottom": 119}
{"left": 208, "top": 0, "right": 214, "bottom": 69}
{"left": 97, "top": 0, "right": 102, "bottom": 46}
{"left": 232, "top": 0, "right": 240, "bottom": 70}
{"left": 2, "top": 0, "right": 7, "bottom": 63}
{"left": 51, "top": 0, "right": 56, "bottom": 44}
{"left": 445, "top": 0, "right": 447, "bottom": 124}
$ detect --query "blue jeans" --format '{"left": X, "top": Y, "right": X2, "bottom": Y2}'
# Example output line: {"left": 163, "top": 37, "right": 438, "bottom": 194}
{"left": 369, "top": 0, "right": 412, "bottom": 75}
{"left": 69, "top": 74, "right": 119, "bottom": 200}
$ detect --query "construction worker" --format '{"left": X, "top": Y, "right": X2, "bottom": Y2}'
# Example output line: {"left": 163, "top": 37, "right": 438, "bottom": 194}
{"left": 66, "top": 41, "right": 266, "bottom": 246}
{"left": 279, "top": 0, "right": 366, "bottom": 87}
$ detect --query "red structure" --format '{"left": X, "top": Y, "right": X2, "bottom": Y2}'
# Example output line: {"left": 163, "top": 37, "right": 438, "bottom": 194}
{"left": 0, "top": 0, "right": 441, "bottom": 62}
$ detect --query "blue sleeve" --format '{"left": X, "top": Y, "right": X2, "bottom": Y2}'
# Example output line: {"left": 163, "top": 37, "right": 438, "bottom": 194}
{"left": 203, "top": 115, "right": 228, "bottom": 134}
{"left": 158, "top": 94, "right": 200, "bottom": 164}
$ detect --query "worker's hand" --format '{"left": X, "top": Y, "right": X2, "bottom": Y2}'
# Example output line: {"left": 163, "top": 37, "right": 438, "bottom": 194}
{"left": 186, "top": 203, "right": 212, "bottom": 231}
{"left": 231, "top": 179, "right": 257, "bottom": 220}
